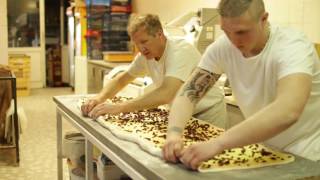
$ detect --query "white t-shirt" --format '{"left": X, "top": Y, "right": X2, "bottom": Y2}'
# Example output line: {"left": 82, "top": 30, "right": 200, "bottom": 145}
{"left": 128, "top": 37, "right": 226, "bottom": 126}
{"left": 199, "top": 25, "right": 320, "bottom": 161}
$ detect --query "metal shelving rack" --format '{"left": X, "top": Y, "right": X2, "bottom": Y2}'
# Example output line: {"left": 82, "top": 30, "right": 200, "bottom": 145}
{"left": 0, "top": 74, "right": 20, "bottom": 164}
{"left": 86, "top": 0, "right": 132, "bottom": 59}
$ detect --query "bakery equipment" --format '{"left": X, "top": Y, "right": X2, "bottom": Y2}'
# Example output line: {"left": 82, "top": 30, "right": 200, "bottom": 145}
{"left": 165, "top": 8, "right": 220, "bottom": 54}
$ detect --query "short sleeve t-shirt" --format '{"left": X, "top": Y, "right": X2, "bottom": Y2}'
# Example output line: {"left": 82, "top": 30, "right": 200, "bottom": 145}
{"left": 199, "top": 25, "right": 320, "bottom": 161}
{"left": 128, "top": 37, "right": 225, "bottom": 120}
{"left": 128, "top": 37, "right": 199, "bottom": 86}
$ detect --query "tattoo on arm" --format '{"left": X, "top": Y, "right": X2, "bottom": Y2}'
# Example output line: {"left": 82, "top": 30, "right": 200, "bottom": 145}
{"left": 180, "top": 68, "right": 219, "bottom": 104}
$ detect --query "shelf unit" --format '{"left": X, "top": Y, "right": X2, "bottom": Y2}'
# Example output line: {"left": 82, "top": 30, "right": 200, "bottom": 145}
{"left": 86, "top": 0, "right": 110, "bottom": 59}
{"left": 45, "top": 0, "right": 62, "bottom": 87}
{"left": 46, "top": 44, "right": 63, "bottom": 87}
{"left": 86, "top": 0, "right": 132, "bottom": 59}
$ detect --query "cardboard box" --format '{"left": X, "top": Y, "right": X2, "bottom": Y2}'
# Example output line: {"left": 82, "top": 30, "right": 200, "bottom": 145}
{"left": 97, "top": 154, "right": 127, "bottom": 180}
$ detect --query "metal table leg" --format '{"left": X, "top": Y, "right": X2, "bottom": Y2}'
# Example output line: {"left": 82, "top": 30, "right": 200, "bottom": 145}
{"left": 56, "top": 108, "right": 63, "bottom": 180}
{"left": 85, "top": 139, "right": 94, "bottom": 180}
{"left": 12, "top": 77, "right": 20, "bottom": 164}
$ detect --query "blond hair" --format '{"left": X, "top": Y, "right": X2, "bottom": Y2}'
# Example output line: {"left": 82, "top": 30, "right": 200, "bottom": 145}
{"left": 127, "top": 14, "right": 163, "bottom": 37}
{"left": 218, "top": 0, "right": 265, "bottom": 21}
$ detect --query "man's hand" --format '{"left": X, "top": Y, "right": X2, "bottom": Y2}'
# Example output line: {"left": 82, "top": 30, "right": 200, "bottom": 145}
{"left": 162, "top": 132, "right": 184, "bottom": 163}
{"left": 88, "top": 102, "right": 123, "bottom": 119}
{"left": 179, "top": 139, "right": 224, "bottom": 170}
{"left": 81, "top": 98, "right": 102, "bottom": 117}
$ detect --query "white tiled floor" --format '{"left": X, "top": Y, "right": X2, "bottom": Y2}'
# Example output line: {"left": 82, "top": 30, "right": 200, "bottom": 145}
{"left": 0, "top": 88, "right": 75, "bottom": 180}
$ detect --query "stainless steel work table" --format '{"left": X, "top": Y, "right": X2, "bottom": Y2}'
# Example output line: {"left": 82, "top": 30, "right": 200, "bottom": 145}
{"left": 54, "top": 95, "right": 320, "bottom": 180}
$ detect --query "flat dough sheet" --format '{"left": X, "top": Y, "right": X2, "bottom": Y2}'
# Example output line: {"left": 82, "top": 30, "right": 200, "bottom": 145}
{"left": 79, "top": 97, "right": 295, "bottom": 172}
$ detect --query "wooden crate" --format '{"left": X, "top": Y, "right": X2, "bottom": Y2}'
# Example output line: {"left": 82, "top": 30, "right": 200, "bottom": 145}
{"left": 8, "top": 56, "right": 30, "bottom": 69}
{"left": 8, "top": 55, "right": 31, "bottom": 96}
{"left": 16, "top": 86, "right": 30, "bottom": 96}
{"left": 10, "top": 68, "right": 30, "bottom": 79}
{"left": 16, "top": 78, "right": 30, "bottom": 88}
{"left": 8, "top": 56, "right": 30, "bottom": 64}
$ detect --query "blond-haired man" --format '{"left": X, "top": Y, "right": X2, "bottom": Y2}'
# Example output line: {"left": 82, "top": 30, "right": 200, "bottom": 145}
{"left": 81, "top": 14, "right": 227, "bottom": 127}
{"left": 163, "top": 0, "right": 320, "bottom": 169}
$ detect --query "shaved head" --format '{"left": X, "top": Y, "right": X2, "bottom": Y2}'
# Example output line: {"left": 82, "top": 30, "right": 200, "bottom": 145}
{"left": 218, "top": 0, "right": 265, "bottom": 21}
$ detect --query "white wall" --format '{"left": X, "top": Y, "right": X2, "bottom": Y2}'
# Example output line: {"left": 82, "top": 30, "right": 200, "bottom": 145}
{"left": 0, "top": 0, "right": 8, "bottom": 65}
{"left": 132, "top": 0, "right": 220, "bottom": 23}
{"left": 133, "top": 0, "right": 320, "bottom": 43}
{"left": 265, "top": 0, "right": 320, "bottom": 43}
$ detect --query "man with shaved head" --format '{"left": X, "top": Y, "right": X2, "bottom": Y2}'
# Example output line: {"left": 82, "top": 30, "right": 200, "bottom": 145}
{"left": 163, "top": 0, "right": 320, "bottom": 169}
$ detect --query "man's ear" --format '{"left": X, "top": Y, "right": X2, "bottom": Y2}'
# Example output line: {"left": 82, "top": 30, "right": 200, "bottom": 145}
{"left": 157, "top": 30, "right": 164, "bottom": 38}
{"left": 261, "top": 12, "right": 269, "bottom": 24}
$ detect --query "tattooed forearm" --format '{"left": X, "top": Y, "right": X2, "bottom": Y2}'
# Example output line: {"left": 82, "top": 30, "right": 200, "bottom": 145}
{"left": 180, "top": 68, "right": 219, "bottom": 104}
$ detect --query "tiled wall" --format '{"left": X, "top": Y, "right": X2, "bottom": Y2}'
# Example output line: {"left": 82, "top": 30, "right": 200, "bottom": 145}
{"left": 265, "top": 0, "right": 320, "bottom": 43}
{"left": 133, "top": 0, "right": 320, "bottom": 43}
{"left": 0, "top": 0, "right": 8, "bottom": 65}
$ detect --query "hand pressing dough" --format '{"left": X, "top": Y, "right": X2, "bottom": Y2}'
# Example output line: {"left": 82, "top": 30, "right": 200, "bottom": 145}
{"left": 79, "top": 97, "right": 295, "bottom": 172}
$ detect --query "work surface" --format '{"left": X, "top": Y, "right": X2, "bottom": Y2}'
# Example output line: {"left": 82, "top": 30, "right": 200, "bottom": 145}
{"left": 53, "top": 95, "right": 320, "bottom": 180}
